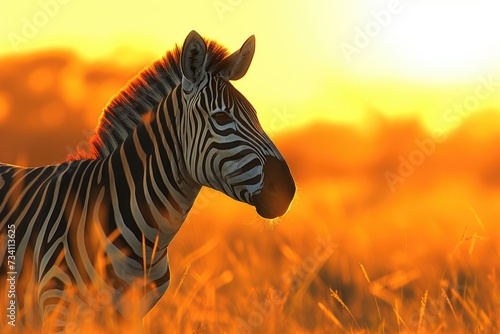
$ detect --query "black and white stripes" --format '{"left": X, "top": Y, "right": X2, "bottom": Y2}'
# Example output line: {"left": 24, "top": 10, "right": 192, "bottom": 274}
{"left": 0, "top": 30, "right": 295, "bottom": 331}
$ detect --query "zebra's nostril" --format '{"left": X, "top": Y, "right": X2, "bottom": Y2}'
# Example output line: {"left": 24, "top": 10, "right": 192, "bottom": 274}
{"left": 252, "top": 155, "right": 295, "bottom": 218}
{"left": 1, "top": 31, "right": 296, "bottom": 330}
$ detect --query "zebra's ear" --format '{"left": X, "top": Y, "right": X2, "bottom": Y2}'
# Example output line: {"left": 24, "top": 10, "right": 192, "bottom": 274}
{"left": 221, "top": 35, "right": 255, "bottom": 81}
{"left": 181, "top": 30, "right": 208, "bottom": 84}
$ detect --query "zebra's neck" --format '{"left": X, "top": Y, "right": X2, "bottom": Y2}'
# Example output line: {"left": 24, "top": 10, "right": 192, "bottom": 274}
{"left": 106, "top": 85, "right": 201, "bottom": 250}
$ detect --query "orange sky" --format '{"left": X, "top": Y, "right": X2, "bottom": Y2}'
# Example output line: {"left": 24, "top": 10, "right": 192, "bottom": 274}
{"left": 1, "top": 1, "right": 500, "bottom": 132}
{"left": 1, "top": 5, "right": 500, "bottom": 330}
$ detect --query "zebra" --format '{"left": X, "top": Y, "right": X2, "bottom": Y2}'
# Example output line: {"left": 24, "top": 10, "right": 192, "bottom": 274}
{"left": 0, "top": 30, "right": 295, "bottom": 332}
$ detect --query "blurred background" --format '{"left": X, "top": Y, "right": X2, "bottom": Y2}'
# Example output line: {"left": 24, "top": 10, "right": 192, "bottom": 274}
{"left": 1, "top": 0, "right": 500, "bottom": 332}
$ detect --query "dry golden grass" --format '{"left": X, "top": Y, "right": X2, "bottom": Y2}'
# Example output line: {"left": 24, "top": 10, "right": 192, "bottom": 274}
{"left": 4, "top": 181, "right": 496, "bottom": 333}
{"left": 1, "top": 53, "right": 500, "bottom": 333}
{"left": 3, "top": 124, "right": 500, "bottom": 333}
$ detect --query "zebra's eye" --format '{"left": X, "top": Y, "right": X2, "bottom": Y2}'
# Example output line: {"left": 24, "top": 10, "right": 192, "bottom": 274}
{"left": 211, "top": 111, "right": 233, "bottom": 125}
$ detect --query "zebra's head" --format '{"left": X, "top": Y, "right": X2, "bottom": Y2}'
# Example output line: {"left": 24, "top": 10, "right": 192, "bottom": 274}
{"left": 178, "top": 31, "right": 295, "bottom": 219}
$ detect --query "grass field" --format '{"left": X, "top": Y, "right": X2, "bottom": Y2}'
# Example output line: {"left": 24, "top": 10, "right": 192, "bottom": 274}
{"left": 1, "top": 53, "right": 500, "bottom": 333}
{"left": 143, "top": 119, "right": 500, "bottom": 334}
{"left": 39, "top": 118, "right": 499, "bottom": 334}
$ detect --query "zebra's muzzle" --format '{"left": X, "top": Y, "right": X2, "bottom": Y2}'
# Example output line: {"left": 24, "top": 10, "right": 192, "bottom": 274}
{"left": 252, "top": 155, "right": 295, "bottom": 219}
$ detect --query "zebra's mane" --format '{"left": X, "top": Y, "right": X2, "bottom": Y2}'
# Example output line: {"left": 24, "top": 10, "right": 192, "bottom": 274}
{"left": 69, "top": 38, "right": 230, "bottom": 160}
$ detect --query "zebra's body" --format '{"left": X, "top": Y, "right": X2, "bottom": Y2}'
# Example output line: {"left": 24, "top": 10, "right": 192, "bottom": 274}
{"left": 0, "top": 31, "right": 295, "bottom": 331}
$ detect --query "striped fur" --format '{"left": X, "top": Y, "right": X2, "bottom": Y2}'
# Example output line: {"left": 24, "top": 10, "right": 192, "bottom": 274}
{"left": 0, "top": 31, "right": 295, "bottom": 331}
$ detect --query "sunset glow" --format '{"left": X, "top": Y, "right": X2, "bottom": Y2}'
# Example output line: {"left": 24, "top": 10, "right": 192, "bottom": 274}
{"left": 1, "top": 1, "right": 500, "bottom": 131}
{"left": 1, "top": 1, "right": 500, "bottom": 333}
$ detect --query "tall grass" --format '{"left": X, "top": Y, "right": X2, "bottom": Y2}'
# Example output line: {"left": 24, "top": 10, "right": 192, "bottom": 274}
{"left": 2, "top": 177, "right": 500, "bottom": 333}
